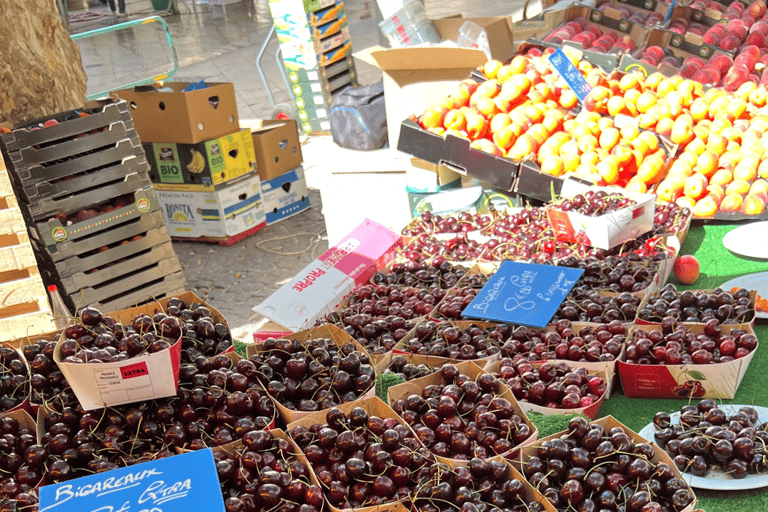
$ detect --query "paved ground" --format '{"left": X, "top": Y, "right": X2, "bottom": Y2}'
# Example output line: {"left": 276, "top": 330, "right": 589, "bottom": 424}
{"left": 61, "top": 0, "right": 540, "bottom": 337}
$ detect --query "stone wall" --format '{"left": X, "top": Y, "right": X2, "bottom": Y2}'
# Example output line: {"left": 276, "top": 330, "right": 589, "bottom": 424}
{"left": 0, "top": 0, "right": 87, "bottom": 126}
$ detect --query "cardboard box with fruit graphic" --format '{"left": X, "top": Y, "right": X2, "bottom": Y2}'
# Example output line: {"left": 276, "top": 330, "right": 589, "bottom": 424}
{"left": 144, "top": 128, "right": 256, "bottom": 191}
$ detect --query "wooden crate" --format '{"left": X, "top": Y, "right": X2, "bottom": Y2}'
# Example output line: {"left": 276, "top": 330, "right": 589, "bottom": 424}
{"left": 0, "top": 158, "right": 56, "bottom": 343}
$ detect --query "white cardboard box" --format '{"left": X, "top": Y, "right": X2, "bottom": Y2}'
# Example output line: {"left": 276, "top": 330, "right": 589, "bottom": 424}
{"left": 253, "top": 218, "right": 402, "bottom": 331}
{"left": 546, "top": 179, "right": 656, "bottom": 250}
{"left": 261, "top": 166, "right": 311, "bottom": 225}
{"left": 156, "top": 172, "right": 266, "bottom": 239}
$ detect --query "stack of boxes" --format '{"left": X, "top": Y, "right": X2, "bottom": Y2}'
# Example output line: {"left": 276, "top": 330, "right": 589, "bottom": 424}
{"left": 113, "top": 82, "right": 269, "bottom": 245}
{"left": 0, "top": 100, "right": 188, "bottom": 313}
{"left": 246, "top": 119, "right": 310, "bottom": 225}
{"left": 269, "top": 0, "right": 357, "bottom": 134}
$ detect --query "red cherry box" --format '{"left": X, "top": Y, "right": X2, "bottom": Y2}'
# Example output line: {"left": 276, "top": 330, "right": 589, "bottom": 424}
{"left": 546, "top": 179, "right": 656, "bottom": 250}
{"left": 618, "top": 322, "right": 758, "bottom": 399}
{"left": 53, "top": 296, "right": 194, "bottom": 411}
{"left": 246, "top": 323, "right": 377, "bottom": 424}
{"left": 484, "top": 359, "right": 608, "bottom": 419}
{"left": 386, "top": 360, "right": 538, "bottom": 466}
{"left": 499, "top": 321, "right": 629, "bottom": 397}
{"left": 513, "top": 415, "right": 698, "bottom": 512}
{"left": 286, "top": 396, "right": 427, "bottom": 512}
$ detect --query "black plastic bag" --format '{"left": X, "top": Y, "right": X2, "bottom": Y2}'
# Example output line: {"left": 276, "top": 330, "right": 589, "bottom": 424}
{"left": 329, "top": 80, "right": 387, "bottom": 150}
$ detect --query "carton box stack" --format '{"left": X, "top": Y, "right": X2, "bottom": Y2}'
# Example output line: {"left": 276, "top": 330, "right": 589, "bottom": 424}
{"left": 244, "top": 119, "right": 311, "bottom": 225}
{"left": 269, "top": 0, "right": 358, "bottom": 134}
{"left": 112, "top": 82, "right": 268, "bottom": 246}
{"left": 0, "top": 100, "right": 187, "bottom": 314}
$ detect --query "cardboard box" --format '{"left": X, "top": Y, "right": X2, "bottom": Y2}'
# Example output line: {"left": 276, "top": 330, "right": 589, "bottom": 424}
{"left": 246, "top": 324, "right": 375, "bottom": 423}
{"left": 144, "top": 129, "right": 256, "bottom": 190}
{"left": 241, "top": 119, "right": 303, "bottom": 182}
{"left": 111, "top": 82, "right": 240, "bottom": 144}
{"left": 618, "top": 28, "right": 732, "bottom": 78}
{"left": 156, "top": 173, "right": 266, "bottom": 239}
{"left": 54, "top": 315, "right": 182, "bottom": 412}
{"left": 515, "top": 416, "right": 697, "bottom": 512}
{"left": 284, "top": 55, "right": 356, "bottom": 85}
{"left": 546, "top": 180, "right": 656, "bottom": 250}
{"left": 261, "top": 166, "right": 311, "bottom": 225}
{"left": 619, "top": 322, "right": 758, "bottom": 399}
{"left": 387, "top": 360, "right": 538, "bottom": 465}
{"left": 535, "top": 4, "right": 649, "bottom": 70}
{"left": 484, "top": 359, "right": 608, "bottom": 419}
{"left": 405, "top": 158, "right": 463, "bottom": 217}
{"left": 354, "top": 15, "right": 516, "bottom": 149}
{"left": 253, "top": 218, "right": 402, "bottom": 331}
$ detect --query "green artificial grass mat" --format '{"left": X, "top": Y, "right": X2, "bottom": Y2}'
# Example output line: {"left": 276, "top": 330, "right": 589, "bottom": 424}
{"left": 597, "top": 222, "right": 768, "bottom": 512}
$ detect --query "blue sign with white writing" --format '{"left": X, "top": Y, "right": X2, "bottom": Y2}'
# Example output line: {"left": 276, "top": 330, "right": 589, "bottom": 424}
{"left": 663, "top": 0, "right": 677, "bottom": 25}
{"left": 39, "top": 449, "right": 225, "bottom": 512}
{"left": 462, "top": 261, "right": 584, "bottom": 327}
{"left": 548, "top": 48, "right": 592, "bottom": 103}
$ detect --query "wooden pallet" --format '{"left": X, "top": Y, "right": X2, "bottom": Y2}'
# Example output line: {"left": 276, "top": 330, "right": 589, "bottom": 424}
{"left": 0, "top": 158, "right": 56, "bottom": 342}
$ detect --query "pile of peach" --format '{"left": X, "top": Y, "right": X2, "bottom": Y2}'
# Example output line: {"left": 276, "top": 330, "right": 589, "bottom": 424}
{"left": 542, "top": 19, "right": 637, "bottom": 54}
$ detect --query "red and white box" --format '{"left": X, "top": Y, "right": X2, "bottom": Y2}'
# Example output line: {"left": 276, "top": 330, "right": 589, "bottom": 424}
{"left": 546, "top": 179, "right": 656, "bottom": 250}
{"left": 253, "top": 218, "right": 402, "bottom": 331}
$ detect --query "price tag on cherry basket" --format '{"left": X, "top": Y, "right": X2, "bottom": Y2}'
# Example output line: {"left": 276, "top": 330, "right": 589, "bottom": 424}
{"left": 548, "top": 47, "right": 592, "bottom": 103}
{"left": 462, "top": 261, "right": 584, "bottom": 327}
{"left": 39, "top": 449, "right": 224, "bottom": 512}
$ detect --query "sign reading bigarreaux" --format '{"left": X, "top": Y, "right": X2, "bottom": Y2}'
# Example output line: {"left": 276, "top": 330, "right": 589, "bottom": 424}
{"left": 462, "top": 261, "right": 584, "bottom": 327}
{"left": 39, "top": 448, "right": 224, "bottom": 512}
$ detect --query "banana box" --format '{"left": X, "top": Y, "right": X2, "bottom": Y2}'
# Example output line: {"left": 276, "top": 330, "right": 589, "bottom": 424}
{"left": 156, "top": 173, "right": 266, "bottom": 239}
{"left": 307, "top": 0, "right": 344, "bottom": 26}
{"left": 143, "top": 129, "right": 256, "bottom": 191}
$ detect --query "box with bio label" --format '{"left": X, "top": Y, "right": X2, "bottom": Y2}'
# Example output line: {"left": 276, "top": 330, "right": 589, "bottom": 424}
{"left": 144, "top": 129, "right": 256, "bottom": 191}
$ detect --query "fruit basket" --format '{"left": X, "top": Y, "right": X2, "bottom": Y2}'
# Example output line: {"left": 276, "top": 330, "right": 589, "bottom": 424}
{"left": 211, "top": 429, "right": 325, "bottom": 512}
{"left": 246, "top": 324, "right": 377, "bottom": 423}
{"left": 53, "top": 302, "right": 185, "bottom": 411}
{"left": 618, "top": 321, "right": 758, "bottom": 398}
{"left": 0, "top": 344, "right": 32, "bottom": 416}
{"left": 498, "top": 320, "right": 628, "bottom": 392}
{"left": 393, "top": 320, "right": 510, "bottom": 364}
{"left": 636, "top": 284, "right": 757, "bottom": 326}
{"left": 484, "top": 358, "right": 608, "bottom": 419}
{"left": 386, "top": 360, "right": 538, "bottom": 465}
{"left": 373, "top": 351, "right": 444, "bottom": 400}
{"left": 0, "top": 408, "right": 42, "bottom": 510}
{"left": 515, "top": 415, "right": 698, "bottom": 512}
{"left": 287, "top": 396, "right": 436, "bottom": 512}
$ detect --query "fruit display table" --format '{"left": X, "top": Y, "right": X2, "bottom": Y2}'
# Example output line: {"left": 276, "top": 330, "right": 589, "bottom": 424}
{"left": 599, "top": 221, "right": 768, "bottom": 512}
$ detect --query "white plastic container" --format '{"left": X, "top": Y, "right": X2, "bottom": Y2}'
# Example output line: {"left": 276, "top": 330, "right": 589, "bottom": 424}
{"left": 457, "top": 20, "right": 491, "bottom": 59}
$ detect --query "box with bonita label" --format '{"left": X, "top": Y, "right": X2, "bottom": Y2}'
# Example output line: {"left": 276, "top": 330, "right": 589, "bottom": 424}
{"left": 253, "top": 218, "right": 402, "bottom": 331}
{"left": 144, "top": 128, "right": 256, "bottom": 191}
{"left": 156, "top": 173, "right": 266, "bottom": 239}
{"left": 261, "top": 166, "right": 311, "bottom": 225}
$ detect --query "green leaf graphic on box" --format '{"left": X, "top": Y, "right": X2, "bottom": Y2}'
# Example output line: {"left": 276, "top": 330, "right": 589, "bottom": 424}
{"left": 686, "top": 370, "right": 707, "bottom": 381}
{"left": 376, "top": 373, "right": 405, "bottom": 401}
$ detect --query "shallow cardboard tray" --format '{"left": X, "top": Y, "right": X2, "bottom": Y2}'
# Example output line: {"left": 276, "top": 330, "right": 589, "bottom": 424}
{"left": 392, "top": 320, "right": 508, "bottom": 366}
{"left": 513, "top": 415, "right": 697, "bottom": 512}
{"left": 636, "top": 288, "right": 757, "bottom": 327}
{"left": 387, "top": 360, "right": 538, "bottom": 465}
{"left": 246, "top": 323, "right": 376, "bottom": 424}
{"left": 618, "top": 322, "right": 758, "bottom": 399}
{"left": 484, "top": 358, "right": 608, "bottom": 419}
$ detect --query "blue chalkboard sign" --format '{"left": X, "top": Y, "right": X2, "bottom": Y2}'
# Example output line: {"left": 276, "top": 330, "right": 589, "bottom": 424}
{"left": 462, "top": 261, "right": 584, "bottom": 327}
{"left": 39, "top": 449, "right": 225, "bottom": 512}
{"left": 548, "top": 48, "right": 592, "bottom": 103}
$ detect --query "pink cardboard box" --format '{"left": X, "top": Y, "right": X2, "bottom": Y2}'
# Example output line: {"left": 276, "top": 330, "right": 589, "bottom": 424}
{"left": 253, "top": 218, "right": 402, "bottom": 331}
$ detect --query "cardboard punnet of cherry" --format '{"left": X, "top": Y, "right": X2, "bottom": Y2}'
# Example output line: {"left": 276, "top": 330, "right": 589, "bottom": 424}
{"left": 51, "top": 291, "right": 233, "bottom": 411}
{"left": 515, "top": 415, "right": 698, "bottom": 512}
{"left": 385, "top": 360, "right": 539, "bottom": 466}
{"left": 245, "top": 324, "right": 378, "bottom": 424}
